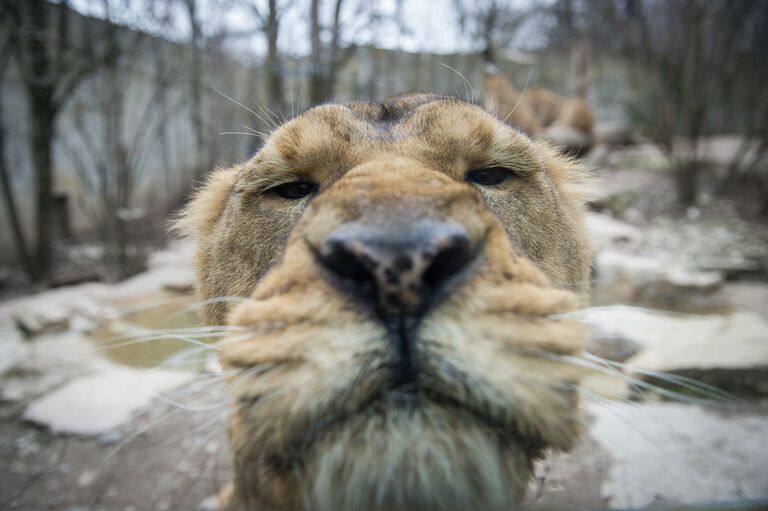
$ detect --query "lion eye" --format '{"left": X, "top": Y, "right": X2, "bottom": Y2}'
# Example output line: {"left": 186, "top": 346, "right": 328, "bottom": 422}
{"left": 270, "top": 181, "right": 319, "bottom": 200}
{"left": 465, "top": 167, "right": 515, "bottom": 186}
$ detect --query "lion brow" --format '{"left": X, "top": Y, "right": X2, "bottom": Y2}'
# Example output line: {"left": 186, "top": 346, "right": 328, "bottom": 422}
{"left": 341, "top": 93, "right": 458, "bottom": 127}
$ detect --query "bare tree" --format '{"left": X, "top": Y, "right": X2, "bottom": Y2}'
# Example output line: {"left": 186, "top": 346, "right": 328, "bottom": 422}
{"left": 542, "top": 0, "right": 624, "bottom": 100}
{"left": 184, "top": 0, "right": 208, "bottom": 178}
{"left": 241, "top": 0, "right": 286, "bottom": 114}
{"left": 721, "top": 2, "right": 768, "bottom": 213}
{"left": 61, "top": 26, "right": 184, "bottom": 278}
{"left": 453, "top": 0, "right": 529, "bottom": 54}
{"left": 308, "top": 0, "right": 350, "bottom": 103}
{"left": 623, "top": 0, "right": 764, "bottom": 206}
{"left": 0, "top": 24, "right": 34, "bottom": 276}
{"left": 1, "top": 0, "right": 117, "bottom": 283}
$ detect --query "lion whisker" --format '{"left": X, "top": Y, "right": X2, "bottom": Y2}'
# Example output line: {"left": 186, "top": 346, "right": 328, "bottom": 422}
{"left": 154, "top": 394, "right": 229, "bottom": 412}
{"left": 105, "top": 325, "right": 242, "bottom": 342}
{"left": 220, "top": 131, "right": 263, "bottom": 138}
{"left": 98, "top": 332, "right": 223, "bottom": 352}
{"left": 253, "top": 99, "right": 284, "bottom": 128}
{"left": 213, "top": 87, "right": 277, "bottom": 132}
{"left": 581, "top": 352, "right": 740, "bottom": 403}
{"left": 437, "top": 62, "right": 475, "bottom": 104}
{"left": 503, "top": 66, "right": 534, "bottom": 125}
{"left": 240, "top": 124, "right": 271, "bottom": 140}
{"left": 164, "top": 296, "right": 254, "bottom": 322}
{"left": 542, "top": 351, "right": 731, "bottom": 404}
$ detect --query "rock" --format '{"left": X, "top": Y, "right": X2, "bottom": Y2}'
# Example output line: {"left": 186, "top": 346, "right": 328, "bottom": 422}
{"left": 587, "top": 402, "right": 768, "bottom": 508}
{"left": 721, "top": 281, "right": 768, "bottom": 321}
{"left": 698, "top": 257, "right": 765, "bottom": 280}
{"left": 541, "top": 124, "right": 592, "bottom": 154}
{"left": 584, "top": 327, "right": 642, "bottom": 363}
{"left": 578, "top": 306, "right": 768, "bottom": 394}
{"left": 585, "top": 213, "right": 641, "bottom": 253}
{"left": 12, "top": 306, "right": 70, "bottom": 337}
{"left": 24, "top": 365, "right": 193, "bottom": 436}
{"left": 97, "top": 430, "right": 123, "bottom": 446}
{"left": 628, "top": 312, "right": 768, "bottom": 386}
{"left": 0, "top": 317, "right": 28, "bottom": 377}
{"left": 77, "top": 469, "right": 98, "bottom": 488}
{"left": 594, "top": 120, "right": 635, "bottom": 146}
{"left": 595, "top": 250, "right": 726, "bottom": 312}
{"left": 532, "top": 402, "right": 768, "bottom": 509}
{"left": 162, "top": 279, "right": 194, "bottom": 295}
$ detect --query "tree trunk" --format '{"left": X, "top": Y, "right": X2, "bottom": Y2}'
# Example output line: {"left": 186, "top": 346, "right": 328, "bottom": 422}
{"left": 266, "top": 0, "right": 284, "bottom": 114}
{"left": 572, "top": 32, "right": 590, "bottom": 100}
{"left": 0, "top": 91, "right": 35, "bottom": 278}
{"left": 674, "top": 159, "right": 699, "bottom": 207}
{"left": 27, "top": 0, "right": 56, "bottom": 284}
{"left": 29, "top": 94, "right": 55, "bottom": 283}
{"left": 0, "top": 27, "right": 35, "bottom": 278}
{"left": 309, "top": 0, "right": 325, "bottom": 104}
{"left": 186, "top": 0, "right": 207, "bottom": 177}
{"left": 326, "top": 0, "right": 345, "bottom": 100}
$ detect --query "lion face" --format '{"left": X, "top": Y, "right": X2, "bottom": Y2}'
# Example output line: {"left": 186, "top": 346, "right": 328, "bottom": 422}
{"left": 179, "top": 94, "right": 592, "bottom": 511}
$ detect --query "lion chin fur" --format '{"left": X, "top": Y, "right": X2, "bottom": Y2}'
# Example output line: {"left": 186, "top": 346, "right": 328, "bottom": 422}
{"left": 178, "top": 93, "right": 593, "bottom": 511}
{"left": 301, "top": 403, "right": 530, "bottom": 511}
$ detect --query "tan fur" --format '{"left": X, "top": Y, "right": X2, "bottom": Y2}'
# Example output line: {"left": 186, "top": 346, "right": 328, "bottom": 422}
{"left": 482, "top": 74, "right": 542, "bottom": 135}
{"left": 484, "top": 75, "right": 596, "bottom": 155}
{"left": 177, "top": 94, "right": 593, "bottom": 511}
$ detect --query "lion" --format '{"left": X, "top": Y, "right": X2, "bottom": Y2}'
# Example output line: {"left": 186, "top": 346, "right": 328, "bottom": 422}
{"left": 177, "top": 93, "right": 593, "bottom": 511}
{"left": 482, "top": 49, "right": 596, "bottom": 156}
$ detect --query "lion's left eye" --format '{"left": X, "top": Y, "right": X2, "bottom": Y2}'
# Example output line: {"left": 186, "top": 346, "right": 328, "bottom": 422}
{"left": 465, "top": 167, "right": 516, "bottom": 186}
{"left": 270, "top": 181, "right": 319, "bottom": 200}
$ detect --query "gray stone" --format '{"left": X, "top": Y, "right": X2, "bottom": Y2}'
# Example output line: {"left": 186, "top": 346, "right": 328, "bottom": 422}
{"left": 541, "top": 124, "right": 592, "bottom": 153}
{"left": 578, "top": 306, "right": 768, "bottom": 393}
{"left": 0, "top": 317, "right": 27, "bottom": 377}
{"left": 594, "top": 120, "right": 635, "bottom": 146}
{"left": 595, "top": 250, "right": 726, "bottom": 312}
{"left": 584, "top": 328, "right": 642, "bottom": 363}
{"left": 24, "top": 365, "right": 193, "bottom": 436}
{"left": 532, "top": 402, "right": 768, "bottom": 509}
{"left": 12, "top": 306, "right": 70, "bottom": 337}
{"left": 588, "top": 402, "right": 768, "bottom": 508}
{"left": 585, "top": 213, "right": 640, "bottom": 253}
{"left": 698, "top": 257, "right": 765, "bottom": 280}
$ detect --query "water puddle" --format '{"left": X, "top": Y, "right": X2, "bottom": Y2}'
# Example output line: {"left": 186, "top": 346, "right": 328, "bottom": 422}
{"left": 90, "top": 290, "right": 212, "bottom": 370}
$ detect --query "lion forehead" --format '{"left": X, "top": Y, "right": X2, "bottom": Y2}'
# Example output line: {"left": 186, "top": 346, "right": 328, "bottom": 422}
{"left": 260, "top": 95, "right": 530, "bottom": 179}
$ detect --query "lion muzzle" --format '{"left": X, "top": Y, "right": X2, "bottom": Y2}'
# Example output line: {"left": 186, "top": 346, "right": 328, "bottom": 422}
{"left": 314, "top": 218, "right": 476, "bottom": 385}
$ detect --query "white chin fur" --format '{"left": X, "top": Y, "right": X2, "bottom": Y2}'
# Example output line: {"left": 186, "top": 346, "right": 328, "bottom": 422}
{"left": 299, "top": 403, "right": 530, "bottom": 511}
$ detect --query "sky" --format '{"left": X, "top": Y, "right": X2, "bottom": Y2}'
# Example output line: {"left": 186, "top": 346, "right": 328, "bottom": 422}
{"left": 68, "top": 0, "right": 547, "bottom": 58}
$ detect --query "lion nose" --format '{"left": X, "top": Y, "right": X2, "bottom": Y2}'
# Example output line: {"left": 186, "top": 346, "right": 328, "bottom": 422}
{"left": 317, "top": 220, "right": 475, "bottom": 317}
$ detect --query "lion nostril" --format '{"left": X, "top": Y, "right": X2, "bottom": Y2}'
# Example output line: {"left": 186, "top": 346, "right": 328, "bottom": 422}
{"left": 320, "top": 239, "right": 373, "bottom": 283}
{"left": 394, "top": 254, "right": 413, "bottom": 271}
{"left": 318, "top": 221, "right": 476, "bottom": 318}
{"left": 423, "top": 233, "right": 473, "bottom": 289}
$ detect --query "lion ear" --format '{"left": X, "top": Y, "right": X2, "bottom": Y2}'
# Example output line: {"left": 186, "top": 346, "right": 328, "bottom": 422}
{"left": 534, "top": 140, "right": 597, "bottom": 207}
{"left": 172, "top": 166, "right": 239, "bottom": 240}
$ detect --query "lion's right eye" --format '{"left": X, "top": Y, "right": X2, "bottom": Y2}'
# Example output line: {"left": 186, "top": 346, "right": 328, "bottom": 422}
{"left": 269, "top": 181, "right": 319, "bottom": 200}
{"left": 465, "top": 167, "right": 516, "bottom": 186}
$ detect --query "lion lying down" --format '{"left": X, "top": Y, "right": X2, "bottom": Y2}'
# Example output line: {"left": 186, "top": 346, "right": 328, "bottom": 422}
{"left": 178, "top": 93, "right": 593, "bottom": 511}
{"left": 484, "top": 70, "right": 596, "bottom": 156}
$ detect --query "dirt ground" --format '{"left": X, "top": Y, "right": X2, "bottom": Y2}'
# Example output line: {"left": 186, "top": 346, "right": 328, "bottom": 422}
{"left": 1, "top": 385, "right": 232, "bottom": 511}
